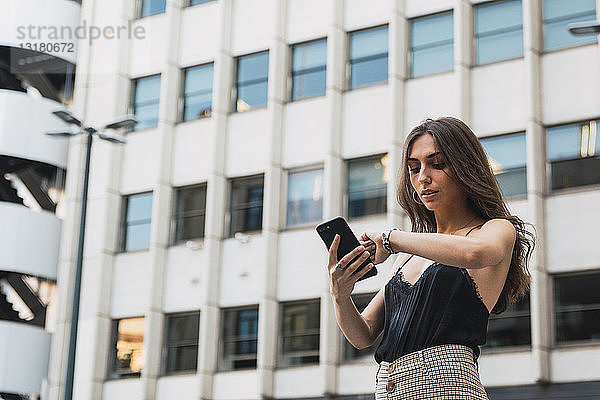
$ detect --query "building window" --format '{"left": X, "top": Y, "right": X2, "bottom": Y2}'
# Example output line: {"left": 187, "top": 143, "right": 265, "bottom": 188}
{"left": 279, "top": 300, "right": 320, "bottom": 367}
{"left": 137, "top": 0, "right": 166, "bottom": 18}
{"left": 131, "top": 75, "right": 161, "bottom": 131}
{"left": 483, "top": 293, "right": 531, "bottom": 349}
{"left": 348, "top": 26, "right": 388, "bottom": 89}
{"left": 291, "top": 39, "right": 327, "bottom": 101}
{"left": 410, "top": 12, "right": 453, "bottom": 78}
{"left": 475, "top": 0, "right": 523, "bottom": 65}
{"left": 220, "top": 306, "right": 259, "bottom": 370}
{"left": 163, "top": 312, "right": 200, "bottom": 375}
{"left": 347, "top": 154, "right": 388, "bottom": 219}
{"left": 108, "top": 317, "right": 145, "bottom": 379}
{"left": 342, "top": 293, "right": 382, "bottom": 361}
{"left": 481, "top": 132, "right": 527, "bottom": 198}
{"left": 547, "top": 120, "right": 600, "bottom": 191}
{"left": 172, "top": 184, "right": 206, "bottom": 244}
{"left": 121, "top": 192, "right": 153, "bottom": 252}
{"left": 286, "top": 168, "right": 323, "bottom": 227}
{"left": 543, "top": 0, "right": 597, "bottom": 51}
{"left": 188, "top": 0, "right": 215, "bottom": 6}
{"left": 228, "top": 175, "right": 264, "bottom": 237}
{"left": 234, "top": 51, "right": 269, "bottom": 112}
{"left": 181, "top": 63, "right": 213, "bottom": 121}
{"left": 554, "top": 271, "right": 600, "bottom": 343}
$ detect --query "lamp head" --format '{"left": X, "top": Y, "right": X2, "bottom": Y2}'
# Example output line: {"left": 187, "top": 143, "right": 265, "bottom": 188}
{"left": 568, "top": 20, "right": 600, "bottom": 35}
{"left": 51, "top": 108, "right": 82, "bottom": 127}
{"left": 103, "top": 115, "right": 138, "bottom": 130}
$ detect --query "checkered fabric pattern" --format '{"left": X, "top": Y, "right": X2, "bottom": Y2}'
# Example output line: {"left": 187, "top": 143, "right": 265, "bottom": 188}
{"left": 375, "top": 344, "right": 489, "bottom": 399}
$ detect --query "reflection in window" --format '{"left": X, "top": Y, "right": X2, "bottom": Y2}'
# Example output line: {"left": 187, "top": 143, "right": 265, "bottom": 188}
{"left": 544, "top": 0, "right": 597, "bottom": 51}
{"left": 131, "top": 75, "right": 161, "bottom": 131}
{"left": 138, "top": 0, "right": 166, "bottom": 18}
{"left": 109, "top": 317, "right": 145, "bottom": 378}
{"left": 228, "top": 175, "right": 264, "bottom": 237}
{"left": 286, "top": 168, "right": 323, "bottom": 227}
{"left": 475, "top": 0, "right": 523, "bottom": 65}
{"left": 348, "top": 26, "right": 388, "bottom": 89}
{"left": 410, "top": 12, "right": 453, "bottom": 77}
{"left": 220, "top": 306, "right": 259, "bottom": 370}
{"left": 235, "top": 52, "right": 269, "bottom": 112}
{"left": 483, "top": 293, "right": 531, "bottom": 348}
{"left": 547, "top": 120, "right": 600, "bottom": 191}
{"left": 163, "top": 312, "right": 200, "bottom": 375}
{"left": 173, "top": 184, "right": 206, "bottom": 244}
{"left": 181, "top": 63, "right": 213, "bottom": 121}
{"left": 280, "top": 300, "right": 320, "bottom": 367}
{"left": 291, "top": 39, "right": 327, "bottom": 100}
{"left": 347, "top": 154, "right": 388, "bottom": 219}
{"left": 554, "top": 272, "right": 600, "bottom": 343}
{"left": 481, "top": 132, "right": 527, "bottom": 198}
{"left": 121, "top": 192, "right": 153, "bottom": 252}
{"left": 342, "top": 293, "right": 382, "bottom": 361}
{"left": 188, "top": 0, "right": 215, "bottom": 5}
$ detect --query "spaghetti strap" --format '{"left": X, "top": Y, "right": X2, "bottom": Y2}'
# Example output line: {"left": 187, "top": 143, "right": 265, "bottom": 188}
{"left": 465, "top": 223, "right": 485, "bottom": 237}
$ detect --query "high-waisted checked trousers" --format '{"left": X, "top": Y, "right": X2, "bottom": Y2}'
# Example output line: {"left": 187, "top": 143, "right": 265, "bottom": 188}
{"left": 375, "top": 344, "right": 489, "bottom": 399}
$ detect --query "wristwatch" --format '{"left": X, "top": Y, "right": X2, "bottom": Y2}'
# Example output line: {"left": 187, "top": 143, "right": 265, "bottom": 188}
{"left": 382, "top": 228, "right": 400, "bottom": 254}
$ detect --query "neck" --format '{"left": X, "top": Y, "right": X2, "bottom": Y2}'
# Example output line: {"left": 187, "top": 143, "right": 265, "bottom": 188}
{"left": 435, "top": 208, "right": 481, "bottom": 235}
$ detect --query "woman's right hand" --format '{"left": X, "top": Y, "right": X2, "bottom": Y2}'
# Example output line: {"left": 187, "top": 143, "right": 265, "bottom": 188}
{"left": 327, "top": 234, "right": 375, "bottom": 301}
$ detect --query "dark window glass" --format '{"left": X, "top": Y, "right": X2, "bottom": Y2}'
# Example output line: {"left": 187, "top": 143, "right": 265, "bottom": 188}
{"left": 475, "top": 0, "right": 523, "bottom": 65}
{"left": 229, "top": 175, "right": 264, "bottom": 236}
{"left": 291, "top": 39, "right": 327, "bottom": 100}
{"left": 108, "top": 317, "right": 145, "bottom": 378}
{"left": 547, "top": 120, "right": 600, "bottom": 191}
{"left": 483, "top": 293, "right": 531, "bottom": 348}
{"left": 342, "top": 293, "right": 382, "bottom": 361}
{"left": 280, "top": 300, "right": 320, "bottom": 367}
{"left": 131, "top": 75, "right": 161, "bottom": 131}
{"left": 188, "top": 0, "right": 215, "bottom": 5}
{"left": 163, "top": 312, "right": 200, "bottom": 374}
{"left": 286, "top": 168, "right": 323, "bottom": 227}
{"left": 138, "top": 0, "right": 166, "bottom": 18}
{"left": 220, "top": 306, "right": 259, "bottom": 370}
{"left": 481, "top": 132, "right": 527, "bottom": 198}
{"left": 347, "top": 155, "right": 388, "bottom": 219}
{"left": 181, "top": 64, "right": 213, "bottom": 121}
{"left": 235, "top": 52, "right": 269, "bottom": 112}
{"left": 544, "top": 0, "right": 597, "bottom": 51}
{"left": 122, "top": 192, "right": 153, "bottom": 252}
{"left": 554, "top": 272, "right": 600, "bottom": 343}
{"left": 410, "top": 12, "right": 453, "bottom": 77}
{"left": 173, "top": 184, "right": 206, "bottom": 244}
{"left": 349, "top": 26, "right": 388, "bottom": 89}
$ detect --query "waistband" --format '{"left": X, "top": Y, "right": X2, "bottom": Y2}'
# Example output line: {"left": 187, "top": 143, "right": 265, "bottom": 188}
{"left": 379, "top": 344, "right": 476, "bottom": 373}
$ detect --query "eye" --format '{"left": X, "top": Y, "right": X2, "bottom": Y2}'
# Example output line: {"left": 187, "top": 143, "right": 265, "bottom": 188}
{"left": 409, "top": 166, "right": 419, "bottom": 173}
{"left": 433, "top": 163, "right": 445, "bottom": 169}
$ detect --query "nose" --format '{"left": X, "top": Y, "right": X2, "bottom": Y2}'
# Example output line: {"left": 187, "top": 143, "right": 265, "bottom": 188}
{"left": 417, "top": 165, "right": 432, "bottom": 185}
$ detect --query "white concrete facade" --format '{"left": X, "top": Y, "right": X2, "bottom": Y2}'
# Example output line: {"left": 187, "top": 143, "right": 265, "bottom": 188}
{"left": 47, "top": 0, "right": 600, "bottom": 399}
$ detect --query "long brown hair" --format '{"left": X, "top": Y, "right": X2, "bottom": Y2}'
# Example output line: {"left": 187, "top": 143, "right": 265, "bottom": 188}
{"left": 397, "top": 117, "right": 536, "bottom": 314}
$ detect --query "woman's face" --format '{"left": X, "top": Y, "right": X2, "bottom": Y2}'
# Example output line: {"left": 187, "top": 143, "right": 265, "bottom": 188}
{"left": 407, "top": 133, "right": 466, "bottom": 210}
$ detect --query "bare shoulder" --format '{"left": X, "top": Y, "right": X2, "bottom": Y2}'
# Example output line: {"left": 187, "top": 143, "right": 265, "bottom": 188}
{"left": 480, "top": 218, "right": 516, "bottom": 242}
{"left": 471, "top": 218, "right": 516, "bottom": 267}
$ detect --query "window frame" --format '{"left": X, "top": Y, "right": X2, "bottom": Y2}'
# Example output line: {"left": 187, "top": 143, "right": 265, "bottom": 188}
{"left": 341, "top": 292, "right": 382, "bottom": 363}
{"left": 119, "top": 191, "right": 153, "bottom": 253}
{"left": 473, "top": 0, "right": 524, "bottom": 66}
{"left": 219, "top": 305, "right": 260, "bottom": 371}
{"left": 136, "top": 0, "right": 166, "bottom": 19}
{"left": 129, "top": 74, "right": 162, "bottom": 132}
{"left": 289, "top": 38, "right": 328, "bottom": 102}
{"left": 284, "top": 164, "right": 325, "bottom": 230}
{"left": 186, "top": 0, "right": 216, "bottom": 7}
{"left": 345, "top": 153, "right": 389, "bottom": 220}
{"left": 542, "top": 0, "right": 598, "bottom": 53}
{"left": 481, "top": 293, "right": 531, "bottom": 353}
{"left": 226, "top": 174, "right": 265, "bottom": 238}
{"left": 178, "top": 63, "right": 214, "bottom": 123}
{"left": 232, "top": 50, "right": 270, "bottom": 113}
{"left": 346, "top": 24, "right": 389, "bottom": 90}
{"left": 278, "top": 299, "right": 321, "bottom": 368}
{"left": 107, "top": 316, "right": 145, "bottom": 380}
{"left": 409, "top": 10, "right": 454, "bottom": 78}
{"left": 480, "top": 131, "right": 528, "bottom": 200}
{"left": 171, "top": 183, "right": 208, "bottom": 245}
{"left": 161, "top": 311, "right": 201, "bottom": 376}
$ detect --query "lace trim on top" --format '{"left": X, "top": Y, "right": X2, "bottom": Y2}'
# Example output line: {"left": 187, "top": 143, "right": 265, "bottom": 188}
{"left": 460, "top": 268, "right": 484, "bottom": 303}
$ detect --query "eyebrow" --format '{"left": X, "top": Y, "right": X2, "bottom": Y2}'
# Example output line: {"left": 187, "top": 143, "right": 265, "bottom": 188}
{"left": 407, "top": 151, "right": 442, "bottom": 162}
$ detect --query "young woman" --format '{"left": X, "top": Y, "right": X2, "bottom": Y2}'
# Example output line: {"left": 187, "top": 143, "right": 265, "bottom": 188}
{"left": 326, "top": 117, "right": 535, "bottom": 399}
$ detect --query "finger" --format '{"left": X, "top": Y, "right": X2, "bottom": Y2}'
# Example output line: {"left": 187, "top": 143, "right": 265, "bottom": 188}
{"left": 344, "top": 251, "right": 371, "bottom": 276}
{"left": 351, "top": 262, "right": 374, "bottom": 283}
{"left": 337, "top": 244, "right": 366, "bottom": 268}
{"left": 328, "top": 234, "right": 340, "bottom": 269}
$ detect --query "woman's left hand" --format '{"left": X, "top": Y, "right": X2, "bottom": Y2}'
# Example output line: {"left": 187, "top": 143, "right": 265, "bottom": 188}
{"left": 359, "top": 231, "right": 391, "bottom": 265}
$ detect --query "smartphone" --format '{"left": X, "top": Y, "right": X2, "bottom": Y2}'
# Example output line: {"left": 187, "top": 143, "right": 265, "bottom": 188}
{"left": 316, "top": 216, "right": 377, "bottom": 282}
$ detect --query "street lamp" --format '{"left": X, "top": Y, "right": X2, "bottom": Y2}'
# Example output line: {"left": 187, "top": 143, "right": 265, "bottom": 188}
{"left": 568, "top": 20, "right": 600, "bottom": 35}
{"left": 46, "top": 108, "right": 136, "bottom": 400}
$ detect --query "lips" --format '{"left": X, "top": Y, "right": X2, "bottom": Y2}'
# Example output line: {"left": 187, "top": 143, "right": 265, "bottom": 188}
{"left": 421, "top": 190, "right": 438, "bottom": 196}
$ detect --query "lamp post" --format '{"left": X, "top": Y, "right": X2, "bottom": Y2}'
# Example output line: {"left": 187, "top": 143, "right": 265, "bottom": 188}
{"left": 46, "top": 109, "right": 137, "bottom": 400}
{"left": 568, "top": 20, "right": 600, "bottom": 35}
